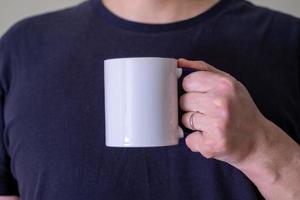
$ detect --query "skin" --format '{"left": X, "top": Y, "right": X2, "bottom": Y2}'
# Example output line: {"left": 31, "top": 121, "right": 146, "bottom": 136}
{"left": 101, "top": 0, "right": 220, "bottom": 24}
{"left": 2, "top": 0, "right": 299, "bottom": 199}
{"left": 178, "top": 58, "right": 300, "bottom": 199}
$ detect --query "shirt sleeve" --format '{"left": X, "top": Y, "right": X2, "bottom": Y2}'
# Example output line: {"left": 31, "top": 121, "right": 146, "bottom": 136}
{"left": 0, "top": 30, "right": 19, "bottom": 196}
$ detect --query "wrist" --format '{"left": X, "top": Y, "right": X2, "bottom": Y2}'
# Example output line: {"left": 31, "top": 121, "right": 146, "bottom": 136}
{"left": 233, "top": 115, "right": 300, "bottom": 198}
{"left": 234, "top": 117, "right": 280, "bottom": 181}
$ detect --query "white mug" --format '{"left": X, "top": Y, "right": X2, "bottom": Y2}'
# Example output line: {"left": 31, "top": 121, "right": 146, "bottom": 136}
{"left": 104, "top": 57, "right": 184, "bottom": 147}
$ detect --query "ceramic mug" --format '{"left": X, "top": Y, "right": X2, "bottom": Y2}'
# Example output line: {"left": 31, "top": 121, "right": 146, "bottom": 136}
{"left": 104, "top": 57, "right": 184, "bottom": 147}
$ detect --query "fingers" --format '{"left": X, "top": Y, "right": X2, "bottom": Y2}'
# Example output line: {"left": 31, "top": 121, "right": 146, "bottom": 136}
{"left": 178, "top": 58, "right": 213, "bottom": 71}
{"left": 178, "top": 58, "right": 235, "bottom": 93}
{"left": 178, "top": 59, "right": 240, "bottom": 160}
{"left": 179, "top": 92, "right": 222, "bottom": 118}
{"left": 181, "top": 71, "right": 218, "bottom": 93}
{"left": 185, "top": 132, "right": 215, "bottom": 158}
{"left": 181, "top": 111, "right": 210, "bottom": 131}
{"left": 179, "top": 92, "right": 208, "bottom": 112}
{"left": 178, "top": 58, "right": 229, "bottom": 76}
{"left": 185, "top": 131, "right": 204, "bottom": 152}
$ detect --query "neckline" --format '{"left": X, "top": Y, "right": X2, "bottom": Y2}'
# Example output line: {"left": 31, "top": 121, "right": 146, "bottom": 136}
{"left": 90, "top": 0, "right": 232, "bottom": 33}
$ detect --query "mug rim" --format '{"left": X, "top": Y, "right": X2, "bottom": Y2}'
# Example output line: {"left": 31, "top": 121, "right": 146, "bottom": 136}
{"left": 104, "top": 57, "right": 177, "bottom": 63}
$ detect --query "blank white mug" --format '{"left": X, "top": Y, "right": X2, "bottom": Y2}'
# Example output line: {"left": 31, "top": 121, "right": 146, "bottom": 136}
{"left": 104, "top": 57, "right": 184, "bottom": 147}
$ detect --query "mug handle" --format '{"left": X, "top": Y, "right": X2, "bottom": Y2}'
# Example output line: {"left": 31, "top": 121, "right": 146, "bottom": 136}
{"left": 178, "top": 127, "right": 184, "bottom": 138}
{"left": 176, "top": 68, "right": 183, "bottom": 78}
{"left": 176, "top": 68, "right": 184, "bottom": 138}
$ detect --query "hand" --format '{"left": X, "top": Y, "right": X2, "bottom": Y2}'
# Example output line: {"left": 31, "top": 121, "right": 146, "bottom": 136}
{"left": 178, "top": 58, "right": 268, "bottom": 165}
{"left": 178, "top": 58, "right": 300, "bottom": 199}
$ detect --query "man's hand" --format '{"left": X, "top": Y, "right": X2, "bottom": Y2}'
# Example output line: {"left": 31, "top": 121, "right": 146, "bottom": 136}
{"left": 178, "top": 58, "right": 300, "bottom": 199}
{"left": 178, "top": 58, "right": 266, "bottom": 165}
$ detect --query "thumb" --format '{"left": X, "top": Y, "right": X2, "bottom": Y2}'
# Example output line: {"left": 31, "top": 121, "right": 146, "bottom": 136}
{"left": 177, "top": 58, "right": 228, "bottom": 76}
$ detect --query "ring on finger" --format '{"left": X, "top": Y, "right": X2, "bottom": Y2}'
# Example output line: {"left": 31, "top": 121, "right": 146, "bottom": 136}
{"left": 189, "top": 111, "right": 203, "bottom": 130}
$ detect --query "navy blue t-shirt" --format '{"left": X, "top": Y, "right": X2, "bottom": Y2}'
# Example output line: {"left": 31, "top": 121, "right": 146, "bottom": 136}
{"left": 0, "top": 0, "right": 300, "bottom": 199}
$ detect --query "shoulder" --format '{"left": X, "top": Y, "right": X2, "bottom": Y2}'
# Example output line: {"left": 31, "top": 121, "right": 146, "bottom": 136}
{"left": 218, "top": 0, "right": 300, "bottom": 51}
{"left": 230, "top": 0, "right": 300, "bottom": 32}
{"left": 219, "top": 0, "right": 300, "bottom": 31}
{"left": 0, "top": 0, "right": 92, "bottom": 49}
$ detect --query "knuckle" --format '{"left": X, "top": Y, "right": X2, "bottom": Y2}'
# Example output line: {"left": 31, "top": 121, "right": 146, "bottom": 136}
{"left": 219, "top": 106, "right": 229, "bottom": 120}
{"left": 213, "top": 97, "right": 226, "bottom": 108}
{"left": 223, "top": 72, "right": 231, "bottom": 77}
{"left": 212, "top": 98, "right": 229, "bottom": 119}
{"left": 214, "top": 139, "right": 228, "bottom": 152}
{"left": 213, "top": 98, "right": 228, "bottom": 110}
{"left": 217, "top": 77, "right": 235, "bottom": 93}
{"left": 197, "top": 61, "right": 210, "bottom": 71}
{"left": 201, "top": 151, "right": 214, "bottom": 159}
{"left": 206, "top": 138, "right": 228, "bottom": 155}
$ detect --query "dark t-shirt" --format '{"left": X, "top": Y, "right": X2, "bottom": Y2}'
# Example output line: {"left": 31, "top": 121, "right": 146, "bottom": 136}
{"left": 0, "top": 0, "right": 300, "bottom": 199}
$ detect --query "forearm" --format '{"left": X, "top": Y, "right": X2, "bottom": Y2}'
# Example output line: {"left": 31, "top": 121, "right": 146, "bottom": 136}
{"left": 234, "top": 118, "right": 300, "bottom": 200}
